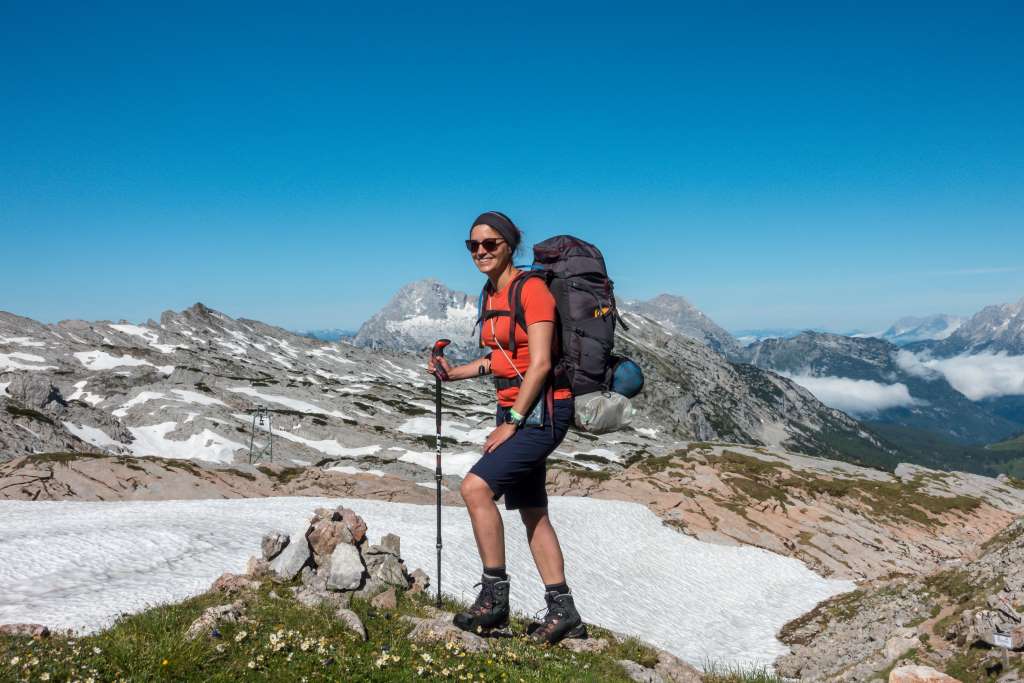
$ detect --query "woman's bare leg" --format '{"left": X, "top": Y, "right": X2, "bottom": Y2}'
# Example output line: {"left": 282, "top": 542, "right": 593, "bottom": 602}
{"left": 460, "top": 473, "right": 505, "bottom": 567}
{"left": 519, "top": 506, "right": 565, "bottom": 585}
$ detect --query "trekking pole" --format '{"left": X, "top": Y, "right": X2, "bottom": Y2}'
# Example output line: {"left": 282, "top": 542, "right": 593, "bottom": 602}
{"left": 431, "top": 338, "right": 451, "bottom": 608}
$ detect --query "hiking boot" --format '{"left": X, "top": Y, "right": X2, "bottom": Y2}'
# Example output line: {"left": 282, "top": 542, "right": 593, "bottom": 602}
{"left": 453, "top": 577, "right": 510, "bottom": 633}
{"left": 528, "top": 590, "right": 587, "bottom": 644}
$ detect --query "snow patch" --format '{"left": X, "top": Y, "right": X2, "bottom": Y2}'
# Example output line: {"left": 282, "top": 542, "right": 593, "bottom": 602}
{"left": 128, "top": 423, "right": 245, "bottom": 463}
{"left": 73, "top": 350, "right": 173, "bottom": 375}
{"left": 398, "top": 417, "right": 491, "bottom": 445}
{"left": 327, "top": 465, "right": 388, "bottom": 477}
{"left": 226, "top": 387, "right": 355, "bottom": 420}
{"left": 397, "top": 448, "right": 481, "bottom": 477}
{"left": 67, "top": 381, "right": 104, "bottom": 406}
{"left": 0, "top": 497, "right": 852, "bottom": 667}
{"left": 0, "top": 336, "right": 46, "bottom": 348}
{"left": 63, "top": 422, "right": 121, "bottom": 450}
{"left": 112, "top": 391, "right": 166, "bottom": 418}
{"left": 0, "top": 352, "right": 57, "bottom": 372}
{"left": 108, "top": 324, "right": 179, "bottom": 354}
{"left": 169, "top": 389, "right": 227, "bottom": 407}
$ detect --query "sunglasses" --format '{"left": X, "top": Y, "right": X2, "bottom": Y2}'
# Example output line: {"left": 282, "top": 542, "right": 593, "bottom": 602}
{"left": 465, "top": 238, "right": 506, "bottom": 253}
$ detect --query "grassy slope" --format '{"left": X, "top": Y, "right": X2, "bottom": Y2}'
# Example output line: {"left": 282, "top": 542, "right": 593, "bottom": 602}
{"left": 0, "top": 579, "right": 779, "bottom": 683}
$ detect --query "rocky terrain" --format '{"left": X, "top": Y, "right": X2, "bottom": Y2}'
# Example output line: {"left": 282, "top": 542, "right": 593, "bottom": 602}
{"left": 0, "top": 452, "right": 462, "bottom": 504}
{"left": 775, "top": 517, "right": 1024, "bottom": 682}
{"left": 0, "top": 300, "right": 893, "bottom": 472}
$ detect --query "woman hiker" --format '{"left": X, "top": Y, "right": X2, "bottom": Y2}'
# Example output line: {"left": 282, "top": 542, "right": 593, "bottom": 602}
{"left": 426, "top": 211, "right": 585, "bottom": 644}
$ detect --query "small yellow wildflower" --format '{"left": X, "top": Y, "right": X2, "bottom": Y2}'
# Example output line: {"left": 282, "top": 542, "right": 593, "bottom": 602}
{"left": 161, "top": 659, "right": 169, "bottom": 667}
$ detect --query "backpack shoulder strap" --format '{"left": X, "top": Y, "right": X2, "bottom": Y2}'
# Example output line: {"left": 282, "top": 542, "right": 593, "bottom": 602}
{"left": 507, "top": 270, "right": 547, "bottom": 355}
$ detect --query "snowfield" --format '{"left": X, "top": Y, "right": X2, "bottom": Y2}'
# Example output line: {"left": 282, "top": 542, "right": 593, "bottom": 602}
{"left": 0, "top": 497, "right": 851, "bottom": 668}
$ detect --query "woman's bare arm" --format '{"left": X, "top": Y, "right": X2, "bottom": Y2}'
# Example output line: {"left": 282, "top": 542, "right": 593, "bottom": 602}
{"left": 510, "top": 321, "right": 554, "bottom": 417}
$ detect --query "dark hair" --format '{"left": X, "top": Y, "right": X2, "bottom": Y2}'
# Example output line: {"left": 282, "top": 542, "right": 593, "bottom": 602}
{"left": 471, "top": 211, "right": 524, "bottom": 258}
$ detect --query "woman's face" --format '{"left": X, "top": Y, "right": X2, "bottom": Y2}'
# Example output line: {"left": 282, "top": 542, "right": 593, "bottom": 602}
{"left": 469, "top": 224, "right": 513, "bottom": 277}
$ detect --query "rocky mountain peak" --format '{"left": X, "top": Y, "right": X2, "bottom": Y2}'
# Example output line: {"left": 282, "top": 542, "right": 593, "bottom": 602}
{"left": 621, "top": 294, "right": 741, "bottom": 358}
{"left": 352, "top": 279, "right": 478, "bottom": 358}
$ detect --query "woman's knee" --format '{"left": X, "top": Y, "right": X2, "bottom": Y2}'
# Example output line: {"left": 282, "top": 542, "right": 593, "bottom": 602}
{"left": 519, "top": 506, "right": 548, "bottom": 533}
{"left": 460, "top": 474, "right": 494, "bottom": 506}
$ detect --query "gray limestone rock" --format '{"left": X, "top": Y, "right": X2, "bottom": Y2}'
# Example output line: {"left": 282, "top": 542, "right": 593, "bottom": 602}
{"left": 325, "top": 542, "right": 365, "bottom": 591}
{"left": 335, "top": 607, "right": 367, "bottom": 640}
{"left": 269, "top": 529, "right": 311, "bottom": 582}
{"left": 261, "top": 531, "right": 289, "bottom": 561}
{"left": 617, "top": 659, "right": 665, "bottom": 683}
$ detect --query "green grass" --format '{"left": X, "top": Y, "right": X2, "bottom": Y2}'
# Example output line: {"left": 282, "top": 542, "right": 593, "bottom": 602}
{"left": 255, "top": 466, "right": 305, "bottom": 485}
{"left": 702, "top": 662, "right": 784, "bottom": 682}
{"left": 549, "top": 461, "right": 612, "bottom": 482}
{"left": 988, "top": 431, "right": 1024, "bottom": 452}
{"left": 703, "top": 449, "right": 981, "bottom": 527}
{"left": 23, "top": 452, "right": 108, "bottom": 465}
{"left": 0, "top": 580, "right": 725, "bottom": 683}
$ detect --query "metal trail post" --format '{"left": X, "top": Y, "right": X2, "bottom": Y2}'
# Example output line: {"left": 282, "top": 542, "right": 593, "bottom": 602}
{"left": 431, "top": 339, "right": 451, "bottom": 608}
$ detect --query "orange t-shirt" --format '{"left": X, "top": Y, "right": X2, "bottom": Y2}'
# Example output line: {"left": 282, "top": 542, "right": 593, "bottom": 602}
{"left": 480, "top": 273, "right": 574, "bottom": 407}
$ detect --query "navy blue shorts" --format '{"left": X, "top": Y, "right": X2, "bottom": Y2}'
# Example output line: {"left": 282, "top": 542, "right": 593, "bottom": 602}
{"left": 467, "top": 398, "right": 574, "bottom": 511}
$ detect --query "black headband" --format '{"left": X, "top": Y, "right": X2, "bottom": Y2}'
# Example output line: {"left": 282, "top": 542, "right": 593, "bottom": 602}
{"left": 471, "top": 211, "right": 520, "bottom": 251}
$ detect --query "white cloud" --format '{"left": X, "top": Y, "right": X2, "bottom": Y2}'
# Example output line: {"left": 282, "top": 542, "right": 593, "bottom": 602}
{"left": 785, "top": 374, "right": 918, "bottom": 415}
{"left": 895, "top": 350, "right": 1024, "bottom": 401}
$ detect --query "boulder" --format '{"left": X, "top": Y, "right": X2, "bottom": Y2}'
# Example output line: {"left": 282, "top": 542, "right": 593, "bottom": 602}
{"left": 269, "top": 529, "right": 311, "bottom": 581}
{"left": 654, "top": 650, "right": 703, "bottom": 683}
{"left": 184, "top": 601, "right": 244, "bottom": 641}
{"left": 379, "top": 533, "right": 401, "bottom": 556}
{"left": 352, "top": 578, "right": 387, "bottom": 601}
{"left": 261, "top": 531, "right": 289, "bottom": 561}
{"left": 888, "top": 665, "right": 962, "bottom": 683}
{"left": 618, "top": 659, "right": 665, "bottom": 683}
{"left": 245, "top": 556, "right": 272, "bottom": 578}
{"left": 884, "top": 629, "right": 920, "bottom": 660}
{"left": 0, "top": 623, "right": 49, "bottom": 638}
{"left": 209, "top": 572, "right": 260, "bottom": 594}
{"left": 560, "top": 637, "right": 609, "bottom": 653}
{"left": 308, "top": 519, "right": 353, "bottom": 565}
{"left": 292, "top": 586, "right": 350, "bottom": 610}
{"left": 402, "top": 613, "right": 489, "bottom": 653}
{"left": 335, "top": 607, "right": 367, "bottom": 640}
{"left": 371, "top": 553, "right": 408, "bottom": 587}
{"left": 408, "top": 568, "right": 430, "bottom": 595}
{"left": 371, "top": 587, "right": 398, "bottom": 610}
{"left": 325, "top": 542, "right": 365, "bottom": 591}
{"left": 300, "top": 566, "right": 328, "bottom": 592}
{"left": 340, "top": 507, "right": 368, "bottom": 544}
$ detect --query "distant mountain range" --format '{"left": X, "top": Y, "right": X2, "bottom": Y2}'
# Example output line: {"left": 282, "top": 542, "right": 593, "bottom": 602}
{"left": 296, "top": 328, "right": 356, "bottom": 342}
{"left": 347, "top": 279, "right": 1024, "bottom": 471}
{"left": 906, "top": 298, "right": 1024, "bottom": 357}
{"left": 738, "top": 331, "right": 1023, "bottom": 447}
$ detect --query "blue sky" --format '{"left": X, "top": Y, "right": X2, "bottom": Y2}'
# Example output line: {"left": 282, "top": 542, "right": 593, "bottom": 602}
{"left": 2, "top": 2, "right": 1022, "bottom": 333}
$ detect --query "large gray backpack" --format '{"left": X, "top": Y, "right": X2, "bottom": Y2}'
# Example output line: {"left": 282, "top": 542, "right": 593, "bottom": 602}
{"left": 476, "top": 235, "right": 639, "bottom": 432}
